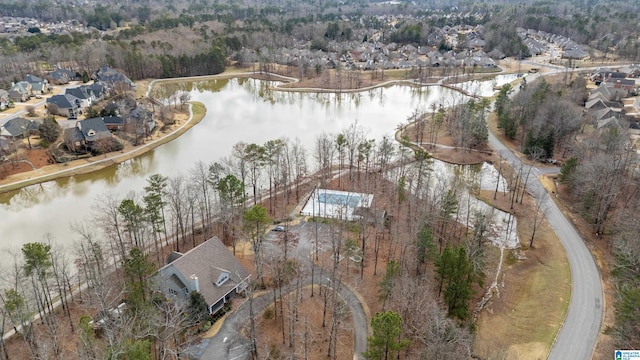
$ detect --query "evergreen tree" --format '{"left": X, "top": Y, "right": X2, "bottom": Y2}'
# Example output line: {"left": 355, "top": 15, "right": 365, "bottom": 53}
{"left": 362, "top": 310, "right": 410, "bottom": 360}
{"left": 435, "top": 246, "right": 481, "bottom": 321}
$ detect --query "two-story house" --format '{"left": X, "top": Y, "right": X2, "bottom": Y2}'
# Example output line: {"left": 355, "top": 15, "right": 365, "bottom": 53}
{"left": 157, "top": 236, "right": 251, "bottom": 315}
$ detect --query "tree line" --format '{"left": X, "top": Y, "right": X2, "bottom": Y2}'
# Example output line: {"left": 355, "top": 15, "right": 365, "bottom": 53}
{"left": 0, "top": 109, "right": 503, "bottom": 357}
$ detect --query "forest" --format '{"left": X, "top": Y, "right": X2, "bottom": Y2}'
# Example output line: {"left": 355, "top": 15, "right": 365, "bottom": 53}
{"left": 0, "top": 0, "right": 640, "bottom": 87}
{"left": 0, "top": 0, "right": 639, "bottom": 357}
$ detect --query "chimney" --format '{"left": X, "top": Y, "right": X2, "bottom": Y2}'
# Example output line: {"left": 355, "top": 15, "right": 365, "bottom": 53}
{"left": 190, "top": 274, "right": 200, "bottom": 292}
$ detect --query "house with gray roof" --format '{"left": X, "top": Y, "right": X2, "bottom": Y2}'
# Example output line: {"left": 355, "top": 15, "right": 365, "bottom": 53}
{"left": 589, "top": 84, "right": 628, "bottom": 102}
{"left": 8, "top": 81, "right": 31, "bottom": 102}
{"left": 65, "top": 86, "right": 94, "bottom": 109}
{"left": 63, "top": 117, "right": 112, "bottom": 152}
{"left": 0, "top": 117, "right": 41, "bottom": 138}
{"left": 592, "top": 107, "right": 620, "bottom": 121}
{"left": 94, "top": 66, "right": 135, "bottom": 91}
{"left": 86, "top": 82, "right": 107, "bottom": 101}
{"left": 597, "top": 117, "right": 624, "bottom": 131}
{"left": 129, "top": 104, "right": 155, "bottom": 135}
{"left": 101, "top": 115, "right": 125, "bottom": 131}
{"left": 23, "top": 74, "right": 49, "bottom": 95}
{"left": 48, "top": 68, "right": 76, "bottom": 84}
{"left": 605, "top": 78, "right": 636, "bottom": 92}
{"left": 47, "top": 94, "right": 81, "bottom": 118}
{"left": 585, "top": 98, "right": 622, "bottom": 112}
{"left": 157, "top": 236, "right": 250, "bottom": 315}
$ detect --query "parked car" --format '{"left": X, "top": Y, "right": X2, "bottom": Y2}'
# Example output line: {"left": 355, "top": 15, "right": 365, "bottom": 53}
{"left": 272, "top": 225, "right": 285, "bottom": 232}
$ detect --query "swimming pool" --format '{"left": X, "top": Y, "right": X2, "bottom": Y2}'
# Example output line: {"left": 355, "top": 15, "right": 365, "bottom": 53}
{"left": 318, "top": 192, "right": 361, "bottom": 207}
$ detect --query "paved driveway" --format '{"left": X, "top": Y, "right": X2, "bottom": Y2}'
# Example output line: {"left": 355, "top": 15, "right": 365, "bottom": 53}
{"left": 191, "top": 220, "right": 369, "bottom": 360}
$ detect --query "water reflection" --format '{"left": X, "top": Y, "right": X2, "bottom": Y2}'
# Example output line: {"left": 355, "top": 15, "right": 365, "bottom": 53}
{"left": 451, "top": 73, "right": 524, "bottom": 97}
{"left": 1, "top": 77, "right": 484, "bottom": 254}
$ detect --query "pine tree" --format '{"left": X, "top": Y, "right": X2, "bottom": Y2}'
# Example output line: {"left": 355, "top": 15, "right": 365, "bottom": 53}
{"left": 362, "top": 310, "right": 410, "bottom": 360}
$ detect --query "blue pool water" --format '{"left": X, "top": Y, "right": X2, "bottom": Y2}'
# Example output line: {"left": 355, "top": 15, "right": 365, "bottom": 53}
{"left": 318, "top": 192, "right": 361, "bottom": 207}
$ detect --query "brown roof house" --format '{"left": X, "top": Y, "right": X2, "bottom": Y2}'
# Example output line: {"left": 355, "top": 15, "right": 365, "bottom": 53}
{"left": 157, "top": 237, "right": 250, "bottom": 315}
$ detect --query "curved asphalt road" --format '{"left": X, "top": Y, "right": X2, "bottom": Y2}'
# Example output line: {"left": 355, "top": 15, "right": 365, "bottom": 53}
{"left": 488, "top": 131, "right": 603, "bottom": 359}
{"left": 191, "top": 266, "right": 368, "bottom": 360}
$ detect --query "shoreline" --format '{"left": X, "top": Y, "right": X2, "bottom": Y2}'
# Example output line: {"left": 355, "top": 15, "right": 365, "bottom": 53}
{"left": 0, "top": 102, "right": 205, "bottom": 194}
{"left": 0, "top": 69, "right": 503, "bottom": 194}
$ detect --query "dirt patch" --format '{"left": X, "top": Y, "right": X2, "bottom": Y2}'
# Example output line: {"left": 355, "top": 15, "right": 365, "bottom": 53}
{"left": 0, "top": 147, "right": 54, "bottom": 179}
{"left": 256, "top": 285, "right": 354, "bottom": 360}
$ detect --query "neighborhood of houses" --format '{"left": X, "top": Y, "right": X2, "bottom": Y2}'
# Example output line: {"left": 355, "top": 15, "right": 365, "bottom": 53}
{"left": 0, "top": 66, "right": 157, "bottom": 162}
{"left": 587, "top": 65, "right": 640, "bottom": 149}
{"left": 0, "top": 16, "right": 92, "bottom": 35}
{"left": 239, "top": 22, "right": 588, "bottom": 74}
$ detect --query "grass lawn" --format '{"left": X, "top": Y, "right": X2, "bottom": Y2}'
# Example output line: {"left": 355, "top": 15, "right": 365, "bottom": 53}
{"left": 473, "top": 190, "right": 571, "bottom": 359}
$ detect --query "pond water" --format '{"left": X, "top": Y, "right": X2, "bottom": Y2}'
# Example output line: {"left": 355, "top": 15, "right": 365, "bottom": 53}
{"left": 450, "top": 73, "right": 525, "bottom": 97}
{"left": 1, "top": 78, "right": 476, "bottom": 255}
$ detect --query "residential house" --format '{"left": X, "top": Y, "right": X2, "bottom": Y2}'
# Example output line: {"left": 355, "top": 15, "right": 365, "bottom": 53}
{"left": 0, "top": 89, "right": 11, "bottom": 110}
{"left": 86, "top": 82, "right": 107, "bottom": 101}
{"left": 24, "top": 74, "right": 49, "bottom": 95}
{"left": 585, "top": 98, "right": 622, "bottom": 112}
{"left": 591, "top": 70, "right": 626, "bottom": 84}
{"left": 618, "top": 65, "right": 640, "bottom": 78}
{"left": 0, "top": 117, "right": 41, "bottom": 138}
{"left": 589, "top": 84, "right": 628, "bottom": 102}
{"left": 63, "top": 117, "right": 112, "bottom": 152}
{"left": 94, "top": 66, "right": 135, "bottom": 91}
{"left": 47, "top": 94, "right": 81, "bottom": 118}
{"left": 48, "top": 68, "right": 76, "bottom": 85}
{"left": 8, "top": 82, "right": 31, "bottom": 102}
{"left": 596, "top": 117, "right": 624, "bottom": 132}
{"left": 157, "top": 236, "right": 251, "bottom": 315}
{"left": 129, "top": 104, "right": 156, "bottom": 136}
{"left": 605, "top": 78, "right": 636, "bottom": 92}
{"left": 65, "top": 86, "right": 94, "bottom": 109}
{"left": 592, "top": 107, "right": 620, "bottom": 121}
{"left": 101, "top": 116, "right": 125, "bottom": 131}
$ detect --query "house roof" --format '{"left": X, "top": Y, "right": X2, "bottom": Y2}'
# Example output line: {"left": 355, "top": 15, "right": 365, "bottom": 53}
{"left": 0, "top": 117, "right": 41, "bottom": 137}
{"left": 100, "top": 116, "right": 124, "bottom": 126}
{"left": 605, "top": 78, "right": 636, "bottom": 87}
{"left": 94, "top": 66, "right": 134, "bottom": 87}
{"left": 77, "top": 117, "right": 111, "bottom": 142}
{"left": 49, "top": 69, "right": 75, "bottom": 83}
{"left": 592, "top": 107, "right": 618, "bottom": 120}
{"left": 130, "top": 105, "right": 152, "bottom": 122}
{"left": 9, "top": 81, "right": 29, "bottom": 94}
{"left": 24, "top": 74, "right": 45, "bottom": 84}
{"left": 63, "top": 127, "right": 84, "bottom": 143}
{"left": 47, "top": 94, "right": 80, "bottom": 109}
{"left": 597, "top": 117, "right": 623, "bottom": 130}
{"left": 87, "top": 82, "right": 106, "bottom": 97}
{"left": 158, "top": 236, "right": 250, "bottom": 307}
{"left": 65, "top": 86, "right": 91, "bottom": 100}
